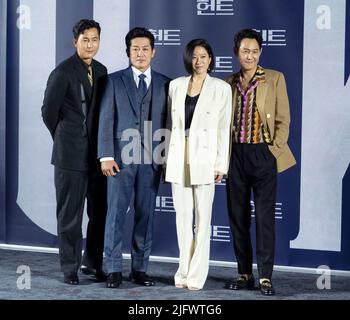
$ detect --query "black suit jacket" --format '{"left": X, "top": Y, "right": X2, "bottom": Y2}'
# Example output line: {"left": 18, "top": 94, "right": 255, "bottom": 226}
{"left": 42, "top": 53, "right": 107, "bottom": 171}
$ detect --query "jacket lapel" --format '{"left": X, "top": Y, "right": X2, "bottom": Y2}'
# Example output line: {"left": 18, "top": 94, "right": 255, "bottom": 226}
{"left": 151, "top": 70, "right": 161, "bottom": 120}
{"left": 88, "top": 60, "right": 104, "bottom": 118}
{"left": 88, "top": 60, "right": 98, "bottom": 117}
{"left": 121, "top": 67, "right": 139, "bottom": 116}
{"left": 176, "top": 76, "right": 191, "bottom": 128}
{"left": 230, "top": 85, "right": 237, "bottom": 134}
{"left": 226, "top": 73, "right": 239, "bottom": 135}
{"left": 256, "top": 81, "right": 268, "bottom": 128}
{"left": 73, "top": 54, "right": 92, "bottom": 103}
{"left": 190, "top": 74, "right": 213, "bottom": 128}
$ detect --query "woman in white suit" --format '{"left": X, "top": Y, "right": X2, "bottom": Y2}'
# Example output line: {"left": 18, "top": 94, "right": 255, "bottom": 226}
{"left": 165, "top": 39, "right": 232, "bottom": 290}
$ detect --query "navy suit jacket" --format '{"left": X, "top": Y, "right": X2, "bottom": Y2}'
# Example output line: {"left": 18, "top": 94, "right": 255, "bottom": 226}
{"left": 98, "top": 67, "right": 170, "bottom": 170}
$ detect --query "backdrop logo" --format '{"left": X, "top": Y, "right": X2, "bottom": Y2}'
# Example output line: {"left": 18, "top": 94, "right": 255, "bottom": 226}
{"left": 251, "top": 201, "right": 283, "bottom": 220}
{"left": 16, "top": 5, "right": 31, "bottom": 30}
{"left": 149, "top": 29, "right": 181, "bottom": 46}
{"left": 316, "top": 265, "right": 331, "bottom": 290}
{"left": 211, "top": 225, "right": 231, "bottom": 242}
{"left": 155, "top": 196, "right": 175, "bottom": 213}
{"left": 16, "top": 265, "right": 31, "bottom": 290}
{"left": 255, "top": 29, "right": 287, "bottom": 46}
{"left": 197, "top": 0, "right": 234, "bottom": 16}
{"left": 214, "top": 56, "right": 233, "bottom": 73}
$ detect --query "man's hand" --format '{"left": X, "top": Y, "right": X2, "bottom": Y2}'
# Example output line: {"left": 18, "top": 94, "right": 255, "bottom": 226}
{"left": 214, "top": 171, "right": 224, "bottom": 183}
{"left": 101, "top": 160, "right": 120, "bottom": 176}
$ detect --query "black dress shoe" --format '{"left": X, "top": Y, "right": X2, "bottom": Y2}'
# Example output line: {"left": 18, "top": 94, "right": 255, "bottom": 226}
{"left": 224, "top": 275, "right": 255, "bottom": 290}
{"left": 64, "top": 274, "right": 79, "bottom": 285}
{"left": 106, "top": 272, "right": 122, "bottom": 288}
{"left": 259, "top": 280, "right": 275, "bottom": 296}
{"left": 80, "top": 266, "right": 107, "bottom": 282}
{"left": 95, "top": 270, "right": 108, "bottom": 282}
{"left": 129, "top": 271, "right": 155, "bottom": 286}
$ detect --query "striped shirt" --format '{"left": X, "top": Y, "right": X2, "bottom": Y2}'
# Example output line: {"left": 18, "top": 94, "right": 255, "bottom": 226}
{"left": 232, "top": 66, "right": 271, "bottom": 144}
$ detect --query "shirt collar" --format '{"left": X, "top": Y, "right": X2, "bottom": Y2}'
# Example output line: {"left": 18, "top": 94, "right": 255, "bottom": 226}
{"left": 234, "top": 66, "right": 265, "bottom": 96}
{"left": 233, "top": 65, "right": 266, "bottom": 85}
{"left": 234, "top": 65, "right": 265, "bottom": 91}
{"left": 75, "top": 52, "right": 92, "bottom": 71}
{"left": 240, "top": 65, "right": 265, "bottom": 84}
{"left": 250, "top": 65, "right": 265, "bottom": 83}
{"left": 131, "top": 66, "right": 151, "bottom": 79}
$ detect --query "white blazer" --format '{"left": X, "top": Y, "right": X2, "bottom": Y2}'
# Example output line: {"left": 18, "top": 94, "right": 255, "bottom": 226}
{"left": 165, "top": 74, "right": 232, "bottom": 185}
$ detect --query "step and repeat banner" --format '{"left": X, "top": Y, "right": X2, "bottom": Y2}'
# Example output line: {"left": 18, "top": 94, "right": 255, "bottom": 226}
{"left": 1, "top": 0, "right": 349, "bottom": 271}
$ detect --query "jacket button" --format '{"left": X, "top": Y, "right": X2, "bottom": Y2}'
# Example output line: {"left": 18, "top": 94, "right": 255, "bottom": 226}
{"left": 267, "top": 114, "right": 271, "bottom": 119}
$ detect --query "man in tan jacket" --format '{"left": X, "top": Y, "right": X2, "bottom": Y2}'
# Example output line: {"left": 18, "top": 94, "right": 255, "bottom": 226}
{"left": 224, "top": 29, "right": 296, "bottom": 296}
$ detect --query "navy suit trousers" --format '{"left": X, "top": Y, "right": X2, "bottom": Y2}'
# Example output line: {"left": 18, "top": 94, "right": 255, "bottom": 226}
{"left": 104, "top": 163, "right": 161, "bottom": 273}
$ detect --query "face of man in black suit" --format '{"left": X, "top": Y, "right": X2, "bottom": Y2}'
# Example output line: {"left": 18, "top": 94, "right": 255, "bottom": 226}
{"left": 74, "top": 27, "right": 100, "bottom": 65}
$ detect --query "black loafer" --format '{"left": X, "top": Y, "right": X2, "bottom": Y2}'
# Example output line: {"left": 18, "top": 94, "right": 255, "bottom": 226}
{"left": 259, "top": 280, "right": 275, "bottom": 296}
{"left": 129, "top": 271, "right": 155, "bottom": 286}
{"left": 224, "top": 275, "right": 255, "bottom": 290}
{"left": 106, "top": 272, "right": 122, "bottom": 288}
{"left": 64, "top": 274, "right": 79, "bottom": 285}
{"left": 80, "top": 265, "right": 107, "bottom": 282}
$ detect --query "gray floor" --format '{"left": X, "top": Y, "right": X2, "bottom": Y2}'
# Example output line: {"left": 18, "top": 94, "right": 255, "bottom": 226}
{"left": 0, "top": 249, "right": 349, "bottom": 300}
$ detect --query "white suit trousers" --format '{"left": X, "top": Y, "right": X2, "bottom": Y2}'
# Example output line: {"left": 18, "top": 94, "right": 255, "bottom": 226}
{"left": 172, "top": 182, "right": 215, "bottom": 289}
{"left": 171, "top": 138, "right": 215, "bottom": 289}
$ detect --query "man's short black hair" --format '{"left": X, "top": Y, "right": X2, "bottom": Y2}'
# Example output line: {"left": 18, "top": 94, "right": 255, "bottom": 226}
{"left": 183, "top": 38, "right": 215, "bottom": 74}
{"left": 72, "top": 19, "right": 101, "bottom": 40}
{"left": 125, "top": 27, "right": 155, "bottom": 57}
{"left": 233, "top": 29, "right": 263, "bottom": 55}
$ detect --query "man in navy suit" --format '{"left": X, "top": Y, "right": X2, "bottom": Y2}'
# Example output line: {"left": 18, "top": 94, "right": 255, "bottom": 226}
{"left": 42, "top": 19, "right": 107, "bottom": 285}
{"left": 98, "top": 27, "right": 170, "bottom": 288}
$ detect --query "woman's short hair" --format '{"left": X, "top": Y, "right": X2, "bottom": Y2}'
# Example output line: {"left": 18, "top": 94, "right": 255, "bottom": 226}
{"left": 183, "top": 39, "right": 215, "bottom": 74}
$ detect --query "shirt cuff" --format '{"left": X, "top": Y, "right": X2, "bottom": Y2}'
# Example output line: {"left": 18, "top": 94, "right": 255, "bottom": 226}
{"left": 100, "top": 157, "right": 114, "bottom": 162}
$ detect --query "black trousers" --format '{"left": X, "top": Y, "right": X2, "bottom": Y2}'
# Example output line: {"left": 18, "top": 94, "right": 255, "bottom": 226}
{"left": 226, "top": 143, "right": 277, "bottom": 280}
{"left": 54, "top": 166, "right": 107, "bottom": 276}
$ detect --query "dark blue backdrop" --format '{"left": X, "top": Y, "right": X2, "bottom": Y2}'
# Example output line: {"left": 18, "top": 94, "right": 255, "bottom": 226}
{"left": 0, "top": 0, "right": 7, "bottom": 243}
{"left": 1, "top": 0, "right": 349, "bottom": 272}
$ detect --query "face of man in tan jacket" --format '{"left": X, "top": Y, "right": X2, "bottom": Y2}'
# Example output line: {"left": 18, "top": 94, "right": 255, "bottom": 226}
{"left": 236, "top": 38, "right": 262, "bottom": 77}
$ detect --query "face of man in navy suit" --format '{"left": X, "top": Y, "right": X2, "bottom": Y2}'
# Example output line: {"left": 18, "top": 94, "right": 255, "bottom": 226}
{"left": 74, "top": 27, "right": 100, "bottom": 65}
{"left": 129, "top": 37, "right": 155, "bottom": 72}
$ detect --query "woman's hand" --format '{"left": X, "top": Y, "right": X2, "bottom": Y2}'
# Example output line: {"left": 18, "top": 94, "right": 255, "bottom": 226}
{"left": 214, "top": 171, "right": 224, "bottom": 183}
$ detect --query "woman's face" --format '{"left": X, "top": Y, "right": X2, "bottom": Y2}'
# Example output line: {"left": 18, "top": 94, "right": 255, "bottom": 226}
{"left": 192, "top": 46, "right": 212, "bottom": 75}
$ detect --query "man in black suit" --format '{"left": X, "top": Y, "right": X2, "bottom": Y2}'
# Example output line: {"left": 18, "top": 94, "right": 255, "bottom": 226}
{"left": 42, "top": 19, "right": 107, "bottom": 285}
